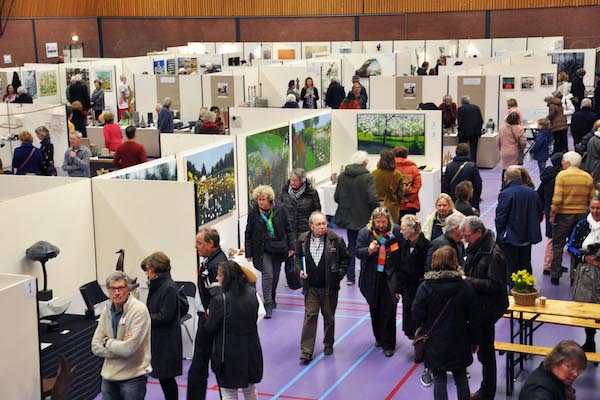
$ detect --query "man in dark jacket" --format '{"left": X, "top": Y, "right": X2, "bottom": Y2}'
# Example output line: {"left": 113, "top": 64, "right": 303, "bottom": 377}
{"left": 442, "top": 143, "right": 482, "bottom": 209}
{"left": 187, "top": 228, "right": 227, "bottom": 400}
{"left": 334, "top": 151, "right": 380, "bottom": 285}
{"left": 571, "top": 98, "right": 599, "bottom": 146}
{"left": 416, "top": 62, "right": 429, "bottom": 76}
{"left": 460, "top": 216, "right": 508, "bottom": 400}
{"left": 457, "top": 95, "right": 484, "bottom": 164}
{"left": 571, "top": 68, "right": 586, "bottom": 111}
{"left": 324, "top": 77, "right": 345, "bottom": 109}
{"left": 296, "top": 211, "right": 350, "bottom": 362}
{"left": 425, "top": 213, "right": 465, "bottom": 271}
{"left": 495, "top": 166, "right": 543, "bottom": 286}
{"left": 13, "top": 86, "right": 33, "bottom": 103}
{"left": 68, "top": 74, "right": 91, "bottom": 110}
{"left": 349, "top": 75, "right": 368, "bottom": 108}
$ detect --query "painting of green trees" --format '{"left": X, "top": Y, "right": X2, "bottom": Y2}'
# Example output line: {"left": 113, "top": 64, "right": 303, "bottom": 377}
{"left": 357, "top": 113, "right": 425, "bottom": 155}
{"left": 115, "top": 159, "right": 177, "bottom": 181}
{"left": 292, "top": 114, "right": 331, "bottom": 172}
{"left": 246, "top": 126, "right": 290, "bottom": 209}
{"left": 185, "top": 143, "right": 236, "bottom": 227}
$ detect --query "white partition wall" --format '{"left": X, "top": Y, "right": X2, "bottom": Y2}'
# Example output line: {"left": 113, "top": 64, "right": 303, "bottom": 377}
{"left": 527, "top": 36, "right": 564, "bottom": 53}
{"left": 447, "top": 75, "right": 500, "bottom": 129}
{"left": 187, "top": 42, "right": 217, "bottom": 54}
{"left": 342, "top": 53, "right": 396, "bottom": 95}
{"left": 133, "top": 74, "right": 158, "bottom": 125}
{"left": 458, "top": 39, "right": 492, "bottom": 59}
{"left": 331, "top": 41, "right": 361, "bottom": 54}
{"left": 272, "top": 42, "right": 302, "bottom": 60}
{"left": 363, "top": 41, "right": 394, "bottom": 53}
{"left": 217, "top": 42, "right": 244, "bottom": 54}
{"left": 92, "top": 178, "right": 197, "bottom": 286}
{"left": 302, "top": 42, "right": 332, "bottom": 59}
{"left": 258, "top": 65, "right": 321, "bottom": 108}
{"left": 228, "top": 107, "right": 323, "bottom": 135}
{"left": 122, "top": 56, "right": 153, "bottom": 81}
{"left": 0, "top": 274, "right": 40, "bottom": 400}
{"left": 545, "top": 49, "right": 596, "bottom": 87}
{"left": 161, "top": 133, "right": 231, "bottom": 156}
{"left": 19, "top": 64, "right": 62, "bottom": 105}
{"left": 369, "top": 76, "right": 448, "bottom": 110}
{"left": 425, "top": 40, "right": 457, "bottom": 67}
{"left": 393, "top": 40, "right": 426, "bottom": 71}
{"left": 0, "top": 177, "right": 96, "bottom": 298}
{"left": 492, "top": 38, "right": 527, "bottom": 57}
{"left": 244, "top": 42, "right": 263, "bottom": 62}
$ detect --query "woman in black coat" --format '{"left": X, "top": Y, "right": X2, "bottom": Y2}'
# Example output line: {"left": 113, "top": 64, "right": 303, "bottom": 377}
{"left": 143, "top": 252, "right": 182, "bottom": 400}
{"left": 245, "top": 185, "right": 295, "bottom": 318}
{"left": 397, "top": 214, "right": 430, "bottom": 340}
{"left": 519, "top": 340, "right": 586, "bottom": 400}
{"left": 279, "top": 168, "right": 321, "bottom": 236}
{"left": 300, "top": 77, "right": 319, "bottom": 109}
{"left": 412, "top": 246, "right": 480, "bottom": 400}
{"left": 537, "top": 152, "right": 563, "bottom": 275}
{"left": 70, "top": 100, "right": 88, "bottom": 137}
{"left": 35, "top": 126, "right": 57, "bottom": 176}
{"left": 356, "top": 206, "right": 402, "bottom": 357}
{"left": 206, "top": 261, "right": 263, "bottom": 399}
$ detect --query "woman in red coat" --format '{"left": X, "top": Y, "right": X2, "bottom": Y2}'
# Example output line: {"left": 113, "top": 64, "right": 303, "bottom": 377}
{"left": 103, "top": 112, "right": 123, "bottom": 152}
{"left": 339, "top": 92, "right": 360, "bottom": 110}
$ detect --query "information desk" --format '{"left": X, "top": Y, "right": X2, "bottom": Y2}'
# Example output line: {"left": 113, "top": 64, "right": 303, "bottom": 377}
{"left": 87, "top": 127, "right": 161, "bottom": 158}
{"left": 39, "top": 314, "right": 102, "bottom": 400}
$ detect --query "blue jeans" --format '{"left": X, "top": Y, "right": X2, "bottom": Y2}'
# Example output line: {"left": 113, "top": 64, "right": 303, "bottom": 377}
{"left": 346, "top": 229, "right": 359, "bottom": 281}
{"left": 101, "top": 374, "right": 148, "bottom": 400}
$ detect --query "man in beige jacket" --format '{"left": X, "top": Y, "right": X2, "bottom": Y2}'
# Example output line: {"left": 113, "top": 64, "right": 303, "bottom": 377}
{"left": 92, "top": 271, "right": 151, "bottom": 399}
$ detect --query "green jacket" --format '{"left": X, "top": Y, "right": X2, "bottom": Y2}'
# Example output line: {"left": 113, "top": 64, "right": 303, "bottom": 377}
{"left": 334, "top": 163, "right": 380, "bottom": 230}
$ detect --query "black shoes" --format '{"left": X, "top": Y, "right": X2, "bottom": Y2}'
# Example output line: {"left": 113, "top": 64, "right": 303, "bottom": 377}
{"left": 550, "top": 277, "right": 560, "bottom": 286}
{"left": 324, "top": 346, "right": 334, "bottom": 356}
{"left": 300, "top": 353, "right": 312, "bottom": 363}
{"left": 384, "top": 349, "right": 395, "bottom": 357}
{"left": 375, "top": 341, "right": 381, "bottom": 348}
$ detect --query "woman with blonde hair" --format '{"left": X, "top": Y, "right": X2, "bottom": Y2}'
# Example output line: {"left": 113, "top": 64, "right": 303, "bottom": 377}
{"left": 300, "top": 77, "right": 319, "bottom": 109}
{"left": 35, "top": 126, "right": 57, "bottom": 176}
{"left": 506, "top": 98, "right": 522, "bottom": 125}
{"left": 422, "top": 193, "right": 465, "bottom": 241}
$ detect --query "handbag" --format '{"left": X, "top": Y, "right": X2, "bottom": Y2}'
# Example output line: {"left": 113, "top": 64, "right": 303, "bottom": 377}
{"left": 412, "top": 296, "right": 454, "bottom": 363}
{"left": 509, "top": 126, "right": 525, "bottom": 165}
{"left": 284, "top": 256, "right": 302, "bottom": 290}
{"left": 264, "top": 238, "right": 288, "bottom": 254}
{"left": 211, "top": 293, "right": 226, "bottom": 376}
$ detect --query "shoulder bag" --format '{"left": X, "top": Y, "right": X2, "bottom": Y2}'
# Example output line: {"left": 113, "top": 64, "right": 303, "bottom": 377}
{"left": 450, "top": 161, "right": 469, "bottom": 185}
{"left": 509, "top": 126, "right": 525, "bottom": 165}
{"left": 18, "top": 148, "right": 36, "bottom": 171}
{"left": 412, "top": 296, "right": 454, "bottom": 363}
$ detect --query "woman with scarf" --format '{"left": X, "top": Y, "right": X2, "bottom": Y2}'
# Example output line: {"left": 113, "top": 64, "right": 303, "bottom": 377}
{"left": 356, "top": 207, "right": 402, "bottom": 357}
{"left": 567, "top": 195, "right": 600, "bottom": 353}
{"left": 422, "top": 193, "right": 465, "bottom": 241}
{"left": 279, "top": 168, "right": 321, "bottom": 237}
{"left": 245, "top": 185, "right": 295, "bottom": 319}
{"left": 439, "top": 95, "right": 458, "bottom": 133}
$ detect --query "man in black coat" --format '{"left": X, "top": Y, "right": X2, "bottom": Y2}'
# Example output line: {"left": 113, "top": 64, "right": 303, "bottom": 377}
{"left": 187, "top": 228, "right": 227, "bottom": 400}
{"left": 416, "top": 62, "right": 429, "bottom": 76}
{"left": 571, "top": 98, "right": 598, "bottom": 146}
{"left": 460, "top": 216, "right": 508, "bottom": 400}
{"left": 296, "top": 211, "right": 350, "bottom": 362}
{"left": 68, "top": 74, "right": 91, "bottom": 110}
{"left": 349, "top": 75, "right": 368, "bottom": 108}
{"left": 324, "top": 77, "right": 345, "bottom": 109}
{"left": 457, "top": 95, "right": 484, "bottom": 164}
{"left": 571, "top": 68, "right": 586, "bottom": 111}
{"left": 442, "top": 143, "right": 482, "bottom": 209}
{"left": 425, "top": 213, "right": 465, "bottom": 271}
{"left": 13, "top": 86, "right": 33, "bottom": 103}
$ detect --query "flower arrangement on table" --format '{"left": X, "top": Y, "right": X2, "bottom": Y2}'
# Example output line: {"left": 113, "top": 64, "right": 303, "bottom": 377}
{"left": 511, "top": 269, "right": 539, "bottom": 305}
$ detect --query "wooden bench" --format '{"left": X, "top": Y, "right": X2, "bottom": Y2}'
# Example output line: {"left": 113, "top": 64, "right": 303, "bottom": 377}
{"left": 495, "top": 341, "right": 600, "bottom": 395}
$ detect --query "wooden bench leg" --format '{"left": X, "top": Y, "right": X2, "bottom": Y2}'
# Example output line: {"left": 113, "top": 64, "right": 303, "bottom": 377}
{"left": 507, "top": 351, "right": 514, "bottom": 396}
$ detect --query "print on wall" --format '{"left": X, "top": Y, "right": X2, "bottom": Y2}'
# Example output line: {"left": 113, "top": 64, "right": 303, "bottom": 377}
{"left": 278, "top": 49, "right": 296, "bottom": 60}
{"left": 246, "top": 126, "right": 290, "bottom": 208}
{"left": 217, "top": 83, "right": 229, "bottom": 98}
{"left": 357, "top": 113, "right": 426, "bottom": 155}
{"left": 95, "top": 71, "right": 112, "bottom": 91}
{"left": 403, "top": 82, "right": 416, "bottom": 99}
{"left": 304, "top": 45, "right": 329, "bottom": 59}
{"left": 38, "top": 71, "right": 58, "bottom": 96}
{"left": 23, "top": 70, "right": 37, "bottom": 98}
{"left": 540, "top": 73, "right": 554, "bottom": 86}
{"left": 177, "top": 57, "right": 198, "bottom": 75}
{"left": 185, "top": 143, "right": 236, "bottom": 227}
{"left": 521, "top": 77, "right": 534, "bottom": 90}
{"left": 502, "top": 77, "right": 515, "bottom": 90}
{"left": 153, "top": 60, "right": 166, "bottom": 75}
{"left": 550, "top": 52, "right": 584, "bottom": 81}
{"left": 114, "top": 159, "right": 177, "bottom": 181}
{"left": 291, "top": 114, "right": 332, "bottom": 172}
{"left": 355, "top": 59, "right": 381, "bottom": 77}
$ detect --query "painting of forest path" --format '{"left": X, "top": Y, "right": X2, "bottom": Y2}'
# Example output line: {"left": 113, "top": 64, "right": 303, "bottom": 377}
{"left": 246, "top": 126, "right": 290, "bottom": 209}
{"left": 292, "top": 114, "right": 331, "bottom": 172}
{"left": 114, "top": 158, "right": 177, "bottom": 181}
{"left": 357, "top": 113, "right": 425, "bottom": 155}
{"left": 185, "top": 143, "right": 236, "bottom": 227}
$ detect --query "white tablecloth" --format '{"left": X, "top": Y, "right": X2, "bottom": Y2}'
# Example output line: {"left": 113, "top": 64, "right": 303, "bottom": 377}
{"left": 316, "top": 181, "right": 337, "bottom": 216}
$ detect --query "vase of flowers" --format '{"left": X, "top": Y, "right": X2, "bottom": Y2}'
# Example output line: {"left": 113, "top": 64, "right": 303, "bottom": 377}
{"left": 511, "top": 269, "right": 539, "bottom": 306}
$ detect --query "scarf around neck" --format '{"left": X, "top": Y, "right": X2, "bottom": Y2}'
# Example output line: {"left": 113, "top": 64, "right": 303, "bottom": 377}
{"left": 372, "top": 225, "right": 395, "bottom": 272}
{"left": 582, "top": 213, "right": 600, "bottom": 251}
{"left": 288, "top": 182, "right": 306, "bottom": 200}
{"left": 260, "top": 208, "right": 276, "bottom": 238}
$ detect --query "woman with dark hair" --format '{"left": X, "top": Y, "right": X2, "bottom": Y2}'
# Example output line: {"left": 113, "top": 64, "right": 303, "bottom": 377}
{"left": 279, "top": 168, "right": 321, "bottom": 237}
{"left": 286, "top": 80, "right": 300, "bottom": 103}
{"left": 3, "top": 84, "right": 16, "bottom": 103}
{"left": 300, "top": 77, "right": 319, "bottom": 109}
{"left": 519, "top": 340, "right": 586, "bottom": 400}
{"left": 339, "top": 91, "right": 360, "bottom": 110}
{"left": 90, "top": 79, "right": 105, "bottom": 120}
{"left": 546, "top": 93, "right": 568, "bottom": 153}
{"left": 142, "top": 252, "right": 182, "bottom": 400}
{"left": 454, "top": 181, "right": 479, "bottom": 216}
{"left": 498, "top": 111, "right": 527, "bottom": 181}
{"left": 439, "top": 95, "right": 458, "bottom": 132}
{"left": 412, "top": 246, "right": 480, "bottom": 400}
{"left": 372, "top": 150, "right": 404, "bottom": 223}
{"left": 206, "top": 261, "right": 263, "bottom": 400}
{"left": 35, "top": 126, "right": 57, "bottom": 176}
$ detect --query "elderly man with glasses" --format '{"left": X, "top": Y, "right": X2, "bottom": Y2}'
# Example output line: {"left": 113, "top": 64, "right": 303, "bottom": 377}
{"left": 92, "top": 271, "right": 151, "bottom": 400}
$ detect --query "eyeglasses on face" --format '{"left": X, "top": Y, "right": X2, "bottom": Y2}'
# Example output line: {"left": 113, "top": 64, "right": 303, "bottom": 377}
{"left": 108, "top": 285, "right": 128, "bottom": 292}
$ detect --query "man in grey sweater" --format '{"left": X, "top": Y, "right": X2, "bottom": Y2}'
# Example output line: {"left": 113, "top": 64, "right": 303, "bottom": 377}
{"left": 62, "top": 131, "right": 91, "bottom": 177}
{"left": 92, "top": 271, "right": 151, "bottom": 399}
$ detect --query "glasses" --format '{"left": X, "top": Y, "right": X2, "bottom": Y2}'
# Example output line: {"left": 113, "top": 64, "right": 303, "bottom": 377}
{"left": 108, "top": 285, "right": 128, "bottom": 292}
{"left": 562, "top": 362, "right": 584, "bottom": 375}
{"left": 311, "top": 222, "right": 328, "bottom": 227}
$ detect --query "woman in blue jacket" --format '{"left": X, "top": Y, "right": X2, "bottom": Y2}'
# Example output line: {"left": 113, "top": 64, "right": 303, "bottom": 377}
{"left": 12, "top": 131, "right": 42, "bottom": 175}
{"left": 530, "top": 118, "right": 552, "bottom": 175}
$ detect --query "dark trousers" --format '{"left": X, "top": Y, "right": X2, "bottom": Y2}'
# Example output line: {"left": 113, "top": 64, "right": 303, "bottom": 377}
{"left": 501, "top": 244, "right": 532, "bottom": 288}
{"left": 552, "top": 129, "right": 568, "bottom": 154}
{"left": 459, "top": 135, "right": 479, "bottom": 164}
{"left": 159, "top": 378, "right": 178, "bottom": 400}
{"left": 551, "top": 213, "right": 586, "bottom": 279}
{"left": 369, "top": 274, "right": 397, "bottom": 351}
{"left": 401, "top": 285, "right": 418, "bottom": 339}
{"left": 476, "top": 323, "right": 496, "bottom": 399}
{"left": 187, "top": 315, "right": 212, "bottom": 400}
{"left": 346, "top": 229, "right": 359, "bottom": 281}
{"left": 432, "top": 368, "right": 470, "bottom": 400}
{"left": 300, "top": 287, "right": 339, "bottom": 356}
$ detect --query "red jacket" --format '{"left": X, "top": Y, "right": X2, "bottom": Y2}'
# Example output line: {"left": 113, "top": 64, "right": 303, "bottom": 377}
{"left": 395, "top": 157, "right": 422, "bottom": 211}
{"left": 103, "top": 123, "right": 123, "bottom": 152}
{"left": 339, "top": 100, "right": 360, "bottom": 110}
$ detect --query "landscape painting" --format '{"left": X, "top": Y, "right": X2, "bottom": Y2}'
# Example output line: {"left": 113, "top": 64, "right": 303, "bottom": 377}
{"left": 246, "top": 126, "right": 290, "bottom": 208}
{"left": 357, "top": 113, "right": 426, "bottom": 155}
{"left": 292, "top": 114, "right": 331, "bottom": 172}
{"left": 320, "top": 61, "right": 340, "bottom": 108}
{"left": 65, "top": 68, "right": 89, "bottom": 88}
{"left": 185, "top": 143, "right": 236, "bottom": 227}
{"left": 95, "top": 71, "right": 112, "bottom": 91}
{"left": 38, "top": 71, "right": 58, "bottom": 96}
{"left": 114, "top": 158, "right": 177, "bottom": 181}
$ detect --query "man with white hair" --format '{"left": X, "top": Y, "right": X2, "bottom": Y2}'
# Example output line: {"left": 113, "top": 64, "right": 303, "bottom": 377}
{"left": 62, "top": 131, "right": 91, "bottom": 177}
{"left": 571, "top": 98, "right": 599, "bottom": 146}
{"left": 282, "top": 94, "right": 299, "bottom": 108}
{"left": 457, "top": 95, "right": 484, "bottom": 163}
{"left": 325, "top": 76, "right": 345, "bottom": 109}
{"left": 425, "top": 212, "right": 465, "bottom": 271}
{"left": 68, "top": 73, "right": 91, "bottom": 111}
{"left": 550, "top": 151, "right": 595, "bottom": 285}
{"left": 13, "top": 86, "right": 33, "bottom": 103}
{"left": 119, "top": 74, "right": 131, "bottom": 103}
{"left": 334, "top": 150, "right": 380, "bottom": 284}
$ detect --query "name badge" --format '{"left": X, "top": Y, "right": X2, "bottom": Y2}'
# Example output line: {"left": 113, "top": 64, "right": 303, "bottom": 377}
{"left": 119, "top": 317, "right": 126, "bottom": 325}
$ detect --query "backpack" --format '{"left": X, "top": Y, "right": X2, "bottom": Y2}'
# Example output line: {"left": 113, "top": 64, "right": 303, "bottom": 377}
{"left": 178, "top": 287, "right": 190, "bottom": 318}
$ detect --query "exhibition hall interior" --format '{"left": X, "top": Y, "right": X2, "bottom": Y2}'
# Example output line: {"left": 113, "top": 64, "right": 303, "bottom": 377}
{"left": 1, "top": 1, "right": 600, "bottom": 399}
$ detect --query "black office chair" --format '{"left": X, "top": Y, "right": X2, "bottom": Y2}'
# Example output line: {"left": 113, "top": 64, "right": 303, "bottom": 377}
{"left": 176, "top": 281, "right": 197, "bottom": 344}
{"left": 79, "top": 281, "right": 109, "bottom": 319}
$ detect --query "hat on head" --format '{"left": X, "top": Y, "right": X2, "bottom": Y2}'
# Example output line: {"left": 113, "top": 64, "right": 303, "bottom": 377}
{"left": 352, "top": 75, "right": 360, "bottom": 82}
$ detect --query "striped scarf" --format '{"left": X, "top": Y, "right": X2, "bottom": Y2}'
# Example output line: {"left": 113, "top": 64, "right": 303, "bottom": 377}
{"left": 260, "top": 209, "right": 276, "bottom": 238}
{"left": 372, "top": 226, "right": 395, "bottom": 272}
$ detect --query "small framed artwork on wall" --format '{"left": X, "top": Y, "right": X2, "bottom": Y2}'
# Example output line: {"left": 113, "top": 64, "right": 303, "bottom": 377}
{"left": 521, "top": 77, "right": 534, "bottom": 89}
{"left": 502, "top": 77, "right": 515, "bottom": 90}
{"left": 540, "top": 73, "right": 554, "bottom": 86}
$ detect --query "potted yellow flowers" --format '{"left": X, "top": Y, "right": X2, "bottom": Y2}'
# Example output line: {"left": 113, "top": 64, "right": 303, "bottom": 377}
{"left": 511, "top": 269, "right": 538, "bottom": 306}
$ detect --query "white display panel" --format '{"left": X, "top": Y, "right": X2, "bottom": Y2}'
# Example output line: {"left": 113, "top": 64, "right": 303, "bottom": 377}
{"left": 545, "top": 49, "right": 596, "bottom": 87}
{"left": 425, "top": 40, "right": 458, "bottom": 68}
{"left": 342, "top": 53, "right": 396, "bottom": 98}
{"left": 302, "top": 42, "right": 332, "bottom": 59}
{"left": 393, "top": 40, "right": 426, "bottom": 71}
{"left": 272, "top": 42, "right": 302, "bottom": 61}
{"left": 258, "top": 65, "right": 322, "bottom": 108}
{"left": 187, "top": 42, "right": 217, "bottom": 54}
{"left": 362, "top": 41, "right": 394, "bottom": 53}
{"left": 216, "top": 42, "right": 244, "bottom": 54}
{"left": 527, "top": 36, "right": 564, "bottom": 53}
{"left": 492, "top": 38, "right": 527, "bottom": 57}
{"left": 458, "top": 39, "right": 492, "bottom": 59}
{"left": 243, "top": 42, "right": 263, "bottom": 64}
{"left": 161, "top": 133, "right": 231, "bottom": 156}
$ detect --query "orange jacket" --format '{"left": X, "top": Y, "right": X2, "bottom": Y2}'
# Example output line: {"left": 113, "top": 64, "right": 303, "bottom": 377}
{"left": 395, "top": 157, "right": 422, "bottom": 211}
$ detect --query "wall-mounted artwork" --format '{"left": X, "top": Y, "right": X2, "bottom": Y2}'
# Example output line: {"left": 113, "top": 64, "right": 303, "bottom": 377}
{"left": 153, "top": 60, "right": 165, "bottom": 74}
{"left": 549, "top": 52, "right": 584, "bottom": 81}
{"left": 38, "top": 71, "right": 57, "bottom": 96}
{"left": 357, "top": 113, "right": 426, "bottom": 155}
{"left": 278, "top": 49, "right": 296, "bottom": 60}
{"left": 304, "top": 45, "right": 328, "bottom": 59}
{"left": 540, "top": 73, "right": 554, "bottom": 86}
{"left": 320, "top": 61, "right": 340, "bottom": 107}
{"left": 502, "top": 77, "right": 515, "bottom": 90}
{"left": 23, "top": 70, "right": 37, "bottom": 98}
{"left": 185, "top": 143, "right": 236, "bottom": 227}
{"left": 403, "top": 82, "right": 416, "bottom": 99}
{"left": 355, "top": 59, "right": 381, "bottom": 77}
{"left": 95, "top": 70, "right": 112, "bottom": 91}
{"left": 177, "top": 57, "right": 198, "bottom": 74}
{"left": 521, "top": 77, "right": 534, "bottom": 89}
{"left": 217, "top": 82, "right": 229, "bottom": 98}
{"left": 114, "top": 158, "right": 177, "bottom": 181}
{"left": 246, "top": 126, "right": 290, "bottom": 208}
{"left": 65, "top": 68, "right": 89, "bottom": 97}
{"left": 292, "top": 114, "right": 332, "bottom": 172}
{"left": 166, "top": 59, "right": 176, "bottom": 75}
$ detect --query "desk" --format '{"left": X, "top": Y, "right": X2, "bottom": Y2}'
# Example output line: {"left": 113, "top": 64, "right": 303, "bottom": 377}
{"left": 39, "top": 314, "right": 102, "bottom": 399}
{"left": 87, "top": 127, "right": 161, "bottom": 158}
{"left": 90, "top": 157, "right": 117, "bottom": 177}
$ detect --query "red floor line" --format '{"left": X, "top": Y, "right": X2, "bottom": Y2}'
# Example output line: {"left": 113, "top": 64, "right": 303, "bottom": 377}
{"left": 277, "top": 295, "right": 369, "bottom": 306}
{"left": 384, "top": 362, "right": 421, "bottom": 400}
{"left": 148, "top": 382, "right": 316, "bottom": 400}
